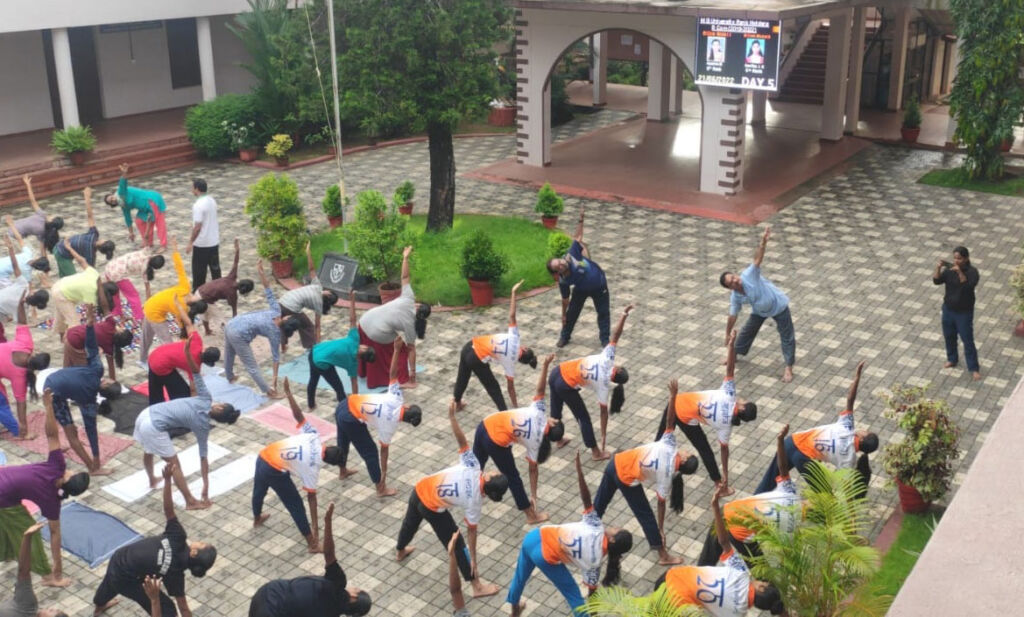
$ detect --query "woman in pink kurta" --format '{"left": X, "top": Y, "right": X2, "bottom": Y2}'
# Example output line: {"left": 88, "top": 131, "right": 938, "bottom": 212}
{"left": 0, "top": 298, "right": 51, "bottom": 438}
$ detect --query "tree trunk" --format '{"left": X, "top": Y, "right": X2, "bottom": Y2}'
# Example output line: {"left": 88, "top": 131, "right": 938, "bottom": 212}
{"left": 426, "top": 122, "right": 456, "bottom": 232}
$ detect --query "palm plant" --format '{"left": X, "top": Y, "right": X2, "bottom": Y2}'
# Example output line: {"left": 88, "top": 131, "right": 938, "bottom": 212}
{"left": 738, "top": 463, "right": 891, "bottom": 617}
{"left": 582, "top": 584, "right": 703, "bottom": 617}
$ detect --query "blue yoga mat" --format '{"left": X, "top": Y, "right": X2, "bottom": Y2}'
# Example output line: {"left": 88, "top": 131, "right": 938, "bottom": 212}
{"left": 41, "top": 502, "right": 142, "bottom": 568}
{"left": 271, "top": 357, "right": 425, "bottom": 394}
{"left": 203, "top": 374, "right": 268, "bottom": 414}
{"left": 0, "top": 449, "right": 6, "bottom": 465}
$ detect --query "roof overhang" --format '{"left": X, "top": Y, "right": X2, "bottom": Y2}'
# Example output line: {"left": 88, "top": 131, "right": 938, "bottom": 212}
{"left": 509, "top": 0, "right": 877, "bottom": 20}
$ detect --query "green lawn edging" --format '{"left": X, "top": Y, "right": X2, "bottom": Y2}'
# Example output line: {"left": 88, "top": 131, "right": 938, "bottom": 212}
{"left": 919, "top": 168, "right": 1024, "bottom": 197}
{"left": 871, "top": 511, "right": 942, "bottom": 598}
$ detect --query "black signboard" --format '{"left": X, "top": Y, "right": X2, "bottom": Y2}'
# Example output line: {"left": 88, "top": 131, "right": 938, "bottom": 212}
{"left": 694, "top": 17, "right": 781, "bottom": 92}
{"left": 317, "top": 253, "right": 360, "bottom": 295}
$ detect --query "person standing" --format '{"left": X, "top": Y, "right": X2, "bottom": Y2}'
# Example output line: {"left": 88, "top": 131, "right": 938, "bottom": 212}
{"left": 546, "top": 205, "right": 611, "bottom": 348}
{"left": 933, "top": 246, "right": 981, "bottom": 380}
{"left": 719, "top": 225, "right": 795, "bottom": 382}
{"left": 186, "top": 178, "right": 220, "bottom": 290}
{"left": 104, "top": 164, "right": 168, "bottom": 252}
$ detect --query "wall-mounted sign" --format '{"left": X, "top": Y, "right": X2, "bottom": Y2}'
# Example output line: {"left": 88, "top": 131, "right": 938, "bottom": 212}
{"left": 694, "top": 17, "right": 781, "bottom": 91}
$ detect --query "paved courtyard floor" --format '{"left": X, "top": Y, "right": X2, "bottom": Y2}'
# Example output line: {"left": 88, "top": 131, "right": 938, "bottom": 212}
{"left": 2, "top": 110, "right": 1023, "bottom": 616}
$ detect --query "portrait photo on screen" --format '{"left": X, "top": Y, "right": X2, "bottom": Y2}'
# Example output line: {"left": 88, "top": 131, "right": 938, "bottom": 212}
{"left": 745, "top": 38, "right": 765, "bottom": 65}
{"left": 707, "top": 37, "right": 726, "bottom": 63}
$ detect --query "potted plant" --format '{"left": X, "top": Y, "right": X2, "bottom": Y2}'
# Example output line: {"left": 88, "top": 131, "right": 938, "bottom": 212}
{"left": 1011, "top": 261, "right": 1024, "bottom": 336}
{"left": 51, "top": 125, "right": 97, "bottom": 166}
{"left": 256, "top": 214, "right": 307, "bottom": 278}
{"left": 393, "top": 180, "right": 415, "bottom": 215}
{"left": 488, "top": 54, "right": 518, "bottom": 127}
{"left": 900, "top": 96, "right": 922, "bottom": 143}
{"left": 265, "top": 133, "right": 294, "bottom": 167}
{"left": 547, "top": 231, "right": 572, "bottom": 259}
{"left": 322, "top": 184, "right": 344, "bottom": 228}
{"left": 535, "top": 182, "right": 564, "bottom": 229}
{"left": 225, "top": 120, "right": 259, "bottom": 161}
{"left": 343, "top": 189, "right": 409, "bottom": 303}
{"left": 245, "top": 173, "right": 305, "bottom": 277}
{"left": 460, "top": 229, "right": 509, "bottom": 307}
{"left": 881, "top": 384, "right": 961, "bottom": 513}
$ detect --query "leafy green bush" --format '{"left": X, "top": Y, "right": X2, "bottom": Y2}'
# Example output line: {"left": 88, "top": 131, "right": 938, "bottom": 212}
{"left": 607, "top": 59, "right": 647, "bottom": 86}
{"left": 245, "top": 173, "right": 303, "bottom": 229}
{"left": 185, "top": 93, "right": 259, "bottom": 158}
{"left": 51, "top": 125, "right": 96, "bottom": 154}
{"left": 344, "top": 190, "right": 409, "bottom": 283}
{"left": 881, "top": 384, "right": 961, "bottom": 503}
{"left": 321, "top": 184, "right": 343, "bottom": 218}
{"left": 460, "top": 229, "right": 509, "bottom": 282}
{"left": 902, "top": 96, "right": 922, "bottom": 129}
{"left": 265, "top": 134, "right": 293, "bottom": 158}
{"left": 535, "top": 182, "right": 565, "bottom": 217}
{"left": 547, "top": 232, "right": 572, "bottom": 258}
{"left": 393, "top": 180, "right": 415, "bottom": 206}
{"left": 256, "top": 214, "right": 307, "bottom": 261}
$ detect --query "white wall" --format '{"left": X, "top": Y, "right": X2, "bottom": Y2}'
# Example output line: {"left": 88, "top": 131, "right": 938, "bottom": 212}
{"left": 95, "top": 24, "right": 202, "bottom": 118}
{"left": 211, "top": 15, "right": 255, "bottom": 95}
{"left": 0, "top": 0, "right": 257, "bottom": 34}
{"left": 0, "top": 31, "right": 54, "bottom": 135}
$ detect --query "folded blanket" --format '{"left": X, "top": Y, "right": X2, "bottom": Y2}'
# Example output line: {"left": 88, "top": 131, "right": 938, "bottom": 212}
{"left": 40, "top": 502, "right": 142, "bottom": 568}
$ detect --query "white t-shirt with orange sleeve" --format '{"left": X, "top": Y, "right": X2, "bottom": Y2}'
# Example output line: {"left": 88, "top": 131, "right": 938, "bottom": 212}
{"left": 258, "top": 422, "right": 323, "bottom": 492}
{"left": 559, "top": 343, "right": 615, "bottom": 405}
{"left": 414, "top": 448, "right": 483, "bottom": 525}
{"left": 471, "top": 325, "right": 520, "bottom": 378}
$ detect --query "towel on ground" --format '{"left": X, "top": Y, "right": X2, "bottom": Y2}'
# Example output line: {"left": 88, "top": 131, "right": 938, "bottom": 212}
{"left": 40, "top": 502, "right": 142, "bottom": 568}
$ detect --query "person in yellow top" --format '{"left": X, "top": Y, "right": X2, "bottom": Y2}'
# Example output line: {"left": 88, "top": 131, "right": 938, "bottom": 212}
{"left": 139, "top": 238, "right": 207, "bottom": 363}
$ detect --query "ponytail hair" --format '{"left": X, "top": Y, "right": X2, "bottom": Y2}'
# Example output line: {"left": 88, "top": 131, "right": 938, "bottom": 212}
{"left": 29, "top": 256, "right": 50, "bottom": 273}
{"left": 322, "top": 290, "right": 338, "bottom": 314}
{"left": 112, "top": 329, "right": 133, "bottom": 369}
{"left": 518, "top": 347, "right": 537, "bottom": 369}
{"left": 609, "top": 383, "right": 625, "bottom": 414}
{"left": 602, "top": 530, "right": 633, "bottom": 586}
{"left": 96, "top": 240, "right": 116, "bottom": 261}
{"left": 236, "top": 279, "right": 255, "bottom": 295}
{"left": 26, "top": 353, "right": 51, "bottom": 402}
{"left": 669, "top": 471, "right": 685, "bottom": 514}
{"left": 188, "top": 544, "right": 217, "bottom": 578}
{"left": 44, "top": 218, "right": 63, "bottom": 252}
{"left": 26, "top": 290, "right": 49, "bottom": 310}
{"left": 146, "top": 255, "right": 165, "bottom": 281}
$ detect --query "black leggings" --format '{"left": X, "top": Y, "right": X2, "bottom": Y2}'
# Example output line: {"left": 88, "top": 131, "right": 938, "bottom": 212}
{"left": 248, "top": 586, "right": 273, "bottom": 617}
{"left": 656, "top": 407, "right": 721, "bottom": 483}
{"left": 307, "top": 350, "right": 347, "bottom": 409}
{"left": 549, "top": 367, "right": 597, "bottom": 448}
{"left": 396, "top": 491, "right": 473, "bottom": 581}
{"left": 696, "top": 527, "right": 761, "bottom": 566}
{"left": 453, "top": 341, "right": 508, "bottom": 410}
{"left": 148, "top": 368, "right": 191, "bottom": 405}
{"left": 94, "top": 566, "right": 178, "bottom": 616}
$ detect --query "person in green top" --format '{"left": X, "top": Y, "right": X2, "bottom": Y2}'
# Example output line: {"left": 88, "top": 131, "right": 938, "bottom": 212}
{"left": 306, "top": 289, "right": 376, "bottom": 410}
{"left": 104, "top": 163, "right": 168, "bottom": 252}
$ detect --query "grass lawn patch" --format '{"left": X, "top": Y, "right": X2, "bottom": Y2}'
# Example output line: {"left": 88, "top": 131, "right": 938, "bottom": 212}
{"left": 296, "top": 214, "right": 561, "bottom": 306}
{"left": 871, "top": 511, "right": 942, "bottom": 597}
{"left": 919, "top": 167, "right": 1024, "bottom": 197}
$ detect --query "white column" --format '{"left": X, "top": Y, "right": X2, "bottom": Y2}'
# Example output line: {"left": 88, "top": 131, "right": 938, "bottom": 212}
{"left": 821, "top": 9, "right": 853, "bottom": 141}
{"left": 514, "top": 10, "right": 551, "bottom": 167}
{"left": 698, "top": 86, "right": 746, "bottom": 195}
{"left": 669, "top": 55, "right": 683, "bottom": 114}
{"left": 944, "top": 42, "right": 960, "bottom": 147}
{"left": 928, "top": 39, "right": 944, "bottom": 99}
{"left": 542, "top": 79, "right": 552, "bottom": 164}
{"left": 647, "top": 42, "right": 671, "bottom": 121}
{"left": 196, "top": 16, "right": 217, "bottom": 101}
{"left": 750, "top": 91, "right": 767, "bottom": 125}
{"left": 943, "top": 40, "right": 958, "bottom": 96}
{"left": 844, "top": 6, "right": 866, "bottom": 134}
{"left": 51, "top": 27, "right": 79, "bottom": 128}
{"left": 887, "top": 7, "right": 911, "bottom": 111}
{"left": 592, "top": 32, "right": 607, "bottom": 107}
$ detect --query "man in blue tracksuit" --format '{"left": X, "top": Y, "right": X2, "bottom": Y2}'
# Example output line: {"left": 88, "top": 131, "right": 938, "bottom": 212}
{"left": 546, "top": 205, "right": 610, "bottom": 348}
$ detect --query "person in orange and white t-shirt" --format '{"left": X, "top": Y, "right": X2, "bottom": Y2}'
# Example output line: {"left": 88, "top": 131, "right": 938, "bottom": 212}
{"left": 659, "top": 331, "right": 758, "bottom": 495}
{"left": 252, "top": 378, "right": 344, "bottom": 554}
{"left": 336, "top": 339, "right": 422, "bottom": 497}
{"left": 699, "top": 424, "right": 802, "bottom": 566}
{"left": 472, "top": 353, "right": 562, "bottom": 524}
{"left": 755, "top": 361, "right": 878, "bottom": 494}
{"left": 506, "top": 450, "right": 634, "bottom": 617}
{"left": 594, "top": 379, "right": 700, "bottom": 565}
{"left": 453, "top": 280, "right": 538, "bottom": 411}
{"left": 395, "top": 401, "right": 508, "bottom": 599}
{"left": 656, "top": 484, "right": 785, "bottom": 616}
{"left": 548, "top": 304, "right": 634, "bottom": 461}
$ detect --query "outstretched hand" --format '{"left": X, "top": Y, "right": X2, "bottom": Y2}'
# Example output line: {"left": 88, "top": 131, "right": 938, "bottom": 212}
{"left": 143, "top": 575, "right": 161, "bottom": 601}
{"left": 162, "top": 462, "right": 176, "bottom": 481}
{"left": 623, "top": 304, "right": 635, "bottom": 316}
{"left": 447, "top": 530, "right": 460, "bottom": 555}
{"left": 761, "top": 225, "right": 772, "bottom": 243}
{"left": 778, "top": 423, "right": 789, "bottom": 440}
{"left": 402, "top": 246, "right": 413, "bottom": 259}
{"left": 23, "top": 522, "right": 45, "bottom": 537}
{"left": 668, "top": 379, "right": 678, "bottom": 394}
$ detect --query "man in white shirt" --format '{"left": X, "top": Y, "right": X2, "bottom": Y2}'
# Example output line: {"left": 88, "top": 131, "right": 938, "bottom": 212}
{"left": 186, "top": 178, "right": 221, "bottom": 290}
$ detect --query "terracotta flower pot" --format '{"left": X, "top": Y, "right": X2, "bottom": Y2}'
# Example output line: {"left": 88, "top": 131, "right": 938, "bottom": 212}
{"left": 327, "top": 215, "right": 343, "bottom": 229}
{"left": 1014, "top": 319, "right": 1024, "bottom": 338}
{"left": 896, "top": 480, "right": 930, "bottom": 514}
{"left": 378, "top": 283, "right": 402, "bottom": 304}
{"left": 467, "top": 278, "right": 494, "bottom": 307}
{"left": 399, "top": 201, "right": 413, "bottom": 216}
{"left": 274, "top": 156, "right": 289, "bottom": 168}
{"left": 488, "top": 106, "right": 517, "bottom": 127}
{"left": 1000, "top": 138, "right": 1014, "bottom": 152}
{"left": 900, "top": 127, "right": 920, "bottom": 143}
{"left": 270, "top": 259, "right": 293, "bottom": 279}
{"left": 68, "top": 151, "right": 88, "bottom": 166}
{"left": 540, "top": 215, "right": 558, "bottom": 230}
{"left": 239, "top": 148, "right": 258, "bottom": 162}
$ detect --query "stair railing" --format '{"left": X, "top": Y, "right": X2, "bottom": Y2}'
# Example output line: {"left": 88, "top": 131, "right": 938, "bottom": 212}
{"left": 777, "top": 17, "right": 827, "bottom": 94}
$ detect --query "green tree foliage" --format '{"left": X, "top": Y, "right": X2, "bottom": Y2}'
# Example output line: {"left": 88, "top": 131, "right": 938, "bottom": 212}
{"left": 343, "top": 190, "right": 409, "bottom": 283}
{"left": 245, "top": 172, "right": 303, "bottom": 229}
{"left": 949, "top": 0, "right": 1024, "bottom": 180}
{"left": 185, "top": 94, "right": 259, "bottom": 157}
{"left": 336, "top": 0, "right": 509, "bottom": 232}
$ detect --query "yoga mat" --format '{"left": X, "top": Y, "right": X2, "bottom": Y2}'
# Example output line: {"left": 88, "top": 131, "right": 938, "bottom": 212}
{"left": 271, "top": 357, "right": 425, "bottom": 394}
{"left": 40, "top": 502, "right": 142, "bottom": 568}
{"left": 172, "top": 454, "right": 257, "bottom": 507}
{"left": 248, "top": 403, "right": 336, "bottom": 440}
{"left": 0, "top": 449, "right": 5, "bottom": 465}
{"left": 0, "top": 411, "right": 133, "bottom": 468}
{"left": 204, "top": 374, "right": 268, "bottom": 414}
{"left": 102, "top": 442, "right": 230, "bottom": 503}
{"left": 100, "top": 391, "right": 161, "bottom": 436}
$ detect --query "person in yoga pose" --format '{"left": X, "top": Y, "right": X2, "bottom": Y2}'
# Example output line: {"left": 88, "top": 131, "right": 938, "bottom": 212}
{"left": 278, "top": 241, "right": 338, "bottom": 351}
{"left": 1, "top": 522, "right": 69, "bottom": 617}
{"left": 192, "top": 239, "right": 253, "bottom": 335}
{"left": 146, "top": 302, "right": 219, "bottom": 405}
{"left": 104, "top": 163, "right": 169, "bottom": 252}
{"left": 101, "top": 245, "right": 165, "bottom": 322}
{"left": 140, "top": 239, "right": 206, "bottom": 363}
{"left": 308, "top": 289, "right": 375, "bottom": 410}
{"left": 52, "top": 187, "right": 115, "bottom": 278}
{"left": 62, "top": 311, "right": 133, "bottom": 382}
{"left": 546, "top": 205, "right": 611, "bottom": 349}
{"left": 0, "top": 236, "right": 48, "bottom": 341}
{"left": 50, "top": 239, "right": 118, "bottom": 340}
{"left": 1, "top": 219, "right": 51, "bottom": 289}
{"left": 0, "top": 297, "right": 50, "bottom": 438}
{"left": 11, "top": 174, "right": 63, "bottom": 253}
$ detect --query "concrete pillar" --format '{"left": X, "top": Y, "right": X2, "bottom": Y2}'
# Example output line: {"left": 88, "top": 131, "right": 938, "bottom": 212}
{"left": 592, "top": 31, "right": 607, "bottom": 107}
{"left": 844, "top": 6, "right": 866, "bottom": 134}
{"left": 51, "top": 27, "right": 79, "bottom": 128}
{"left": 944, "top": 42, "right": 960, "bottom": 147}
{"left": 513, "top": 10, "right": 551, "bottom": 167}
{"left": 750, "top": 91, "right": 767, "bottom": 125}
{"left": 821, "top": 9, "right": 853, "bottom": 141}
{"left": 542, "top": 79, "right": 552, "bottom": 164}
{"left": 196, "top": 16, "right": 217, "bottom": 101}
{"left": 647, "top": 41, "right": 671, "bottom": 121}
{"left": 928, "top": 38, "right": 944, "bottom": 99}
{"left": 943, "top": 40, "right": 958, "bottom": 96}
{"left": 698, "top": 85, "right": 746, "bottom": 195}
{"left": 887, "top": 7, "right": 911, "bottom": 111}
{"left": 669, "top": 55, "right": 684, "bottom": 114}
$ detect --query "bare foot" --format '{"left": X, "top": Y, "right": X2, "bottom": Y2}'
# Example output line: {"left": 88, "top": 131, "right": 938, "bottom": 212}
{"left": 13, "top": 432, "right": 37, "bottom": 442}
{"left": 227, "top": 375, "right": 239, "bottom": 384}
{"left": 471, "top": 580, "right": 500, "bottom": 598}
{"left": 400, "top": 381, "right": 418, "bottom": 390}
{"left": 943, "top": 362, "right": 956, "bottom": 369}
{"left": 307, "top": 542, "right": 323, "bottom": 554}
{"left": 511, "top": 600, "right": 526, "bottom": 617}
{"left": 148, "top": 477, "right": 162, "bottom": 489}
{"left": 781, "top": 366, "right": 794, "bottom": 383}
{"left": 253, "top": 514, "right": 271, "bottom": 527}
{"left": 376, "top": 486, "right": 398, "bottom": 497}
{"left": 267, "top": 389, "right": 284, "bottom": 400}
{"left": 41, "top": 575, "right": 72, "bottom": 588}
{"left": 591, "top": 449, "right": 610, "bottom": 461}
{"left": 91, "top": 466, "right": 113, "bottom": 476}
{"left": 658, "top": 552, "right": 683, "bottom": 565}
{"left": 396, "top": 546, "right": 416, "bottom": 561}
{"left": 186, "top": 500, "right": 211, "bottom": 511}
{"left": 525, "top": 511, "right": 550, "bottom": 524}
{"left": 94, "top": 599, "right": 120, "bottom": 614}
{"left": 555, "top": 437, "right": 572, "bottom": 449}
{"left": 453, "top": 399, "right": 466, "bottom": 412}
{"left": 972, "top": 371, "right": 982, "bottom": 381}
{"left": 338, "top": 468, "right": 359, "bottom": 479}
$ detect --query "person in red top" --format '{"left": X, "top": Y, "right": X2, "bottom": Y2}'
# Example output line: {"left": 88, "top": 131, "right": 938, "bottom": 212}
{"left": 63, "top": 314, "right": 133, "bottom": 381}
{"left": 147, "top": 302, "right": 220, "bottom": 405}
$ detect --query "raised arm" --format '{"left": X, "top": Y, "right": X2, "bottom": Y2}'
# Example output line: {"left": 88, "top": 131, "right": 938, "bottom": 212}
{"left": 775, "top": 424, "right": 791, "bottom": 478}
{"left": 5, "top": 236, "right": 20, "bottom": 281}
{"left": 43, "top": 389, "right": 61, "bottom": 452}
{"left": 400, "top": 245, "right": 412, "bottom": 287}
{"left": 575, "top": 450, "right": 592, "bottom": 511}
{"left": 22, "top": 174, "right": 42, "bottom": 213}
{"left": 257, "top": 258, "right": 271, "bottom": 290}
{"left": 609, "top": 304, "right": 634, "bottom": 345}
{"left": 84, "top": 186, "right": 95, "bottom": 228}
{"left": 17, "top": 522, "right": 46, "bottom": 582}
{"left": 724, "top": 329, "right": 737, "bottom": 378}
{"left": 305, "top": 240, "right": 316, "bottom": 278}
{"left": 846, "top": 361, "right": 865, "bottom": 412}
{"left": 752, "top": 225, "right": 771, "bottom": 268}
{"left": 228, "top": 239, "right": 240, "bottom": 279}
{"left": 63, "top": 238, "right": 88, "bottom": 271}
{"left": 348, "top": 289, "right": 357, "bottom": 329}
{"left": 535, "top": 354, "right": 555, "bottom": 399}
{"left": 172, "top": 295, "right": 195, "bottom": 335}
{"left": 283, "top": 378, "right": 305, "bottom": 426}
{"left": 5, "top": 216, "right": 25, "bottom": 250}
{"left": 323, "top": 502, "right": 337, "bottom": 567}
{"left": 508, "top": 279, "right": 523, "bottom": 325}
{"left": 447, "top": 399, "right": 469, "bottom": 451}
{"left": 573, "top": 205, "right": 585, "bottom": 242}
{"left": 711, "top": 483, "right": 730, "bottom": 554}
{"left": 162, "top": 462, "right": 177, "bottom": 521}
{"left": 661, "top": 379, "right": 678, "bottom": 437}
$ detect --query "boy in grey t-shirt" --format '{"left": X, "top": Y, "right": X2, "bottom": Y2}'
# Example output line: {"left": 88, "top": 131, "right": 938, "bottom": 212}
{"left": 0, "top": 522, "right": 67, "bottom": 617}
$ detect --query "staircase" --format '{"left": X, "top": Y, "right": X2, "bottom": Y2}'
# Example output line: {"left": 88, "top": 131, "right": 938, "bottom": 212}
{"left": 776, "top": 24, "right": 829, "bottom": 104}
{"left": 0, "top": 136, "right": 199, "bottom": 208}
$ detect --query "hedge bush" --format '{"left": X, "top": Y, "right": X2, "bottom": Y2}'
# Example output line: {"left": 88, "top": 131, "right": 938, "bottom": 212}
{"left": 185, "top": 94, "right": 260, "bottom": 158}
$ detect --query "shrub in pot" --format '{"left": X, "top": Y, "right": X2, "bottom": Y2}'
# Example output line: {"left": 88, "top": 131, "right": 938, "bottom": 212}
{"left": 51, "top": 125, "right": 97, "bottom": 165}
{"left": 881, "top": 384, "right": 961, "bottom": 513}
{"left": 393, "top": 180, "right": 415, "bottom": 215}
{"left": 900, "top": 96, "right": 922, "bottom": 143}
{"left": 547, "top": 231, "right": 572, "bottom": 259}
{"left": 245, "top": 173, "right": 303, "bottom": 229}
{"left": 266, "top": 134, "right": 293, "bottom": 167}
{"left": 460, "top": 229, "right": 509, "bottom": 307}
{"left": 225, "top": 120, "right": 260, "bottom": 161}
{"left": 535, "top": 182, "right": 564, "bottom": 229}
{"left": 343, "top": 189, "right": 409, "bottom": 302}
{"left": 256, "top": 214, "right": 307, "bottom": 279}
{"left": 322, "top": 184, "right": 344, "bottom": 228}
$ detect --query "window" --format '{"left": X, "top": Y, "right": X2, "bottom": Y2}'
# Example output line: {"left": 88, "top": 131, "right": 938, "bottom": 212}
{"left": 166, "top": 18, "right": 201, "bottom": 89}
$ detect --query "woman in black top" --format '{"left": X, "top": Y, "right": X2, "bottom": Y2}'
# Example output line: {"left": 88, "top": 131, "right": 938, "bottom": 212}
{"left": 93, "top": 462, "right": 217, "bottom": 617}
{"left": 933, "top": 246, "right": 981, "bottom": 380}
{"left": 249, "top": 502, "right": 371, "bottom": 617}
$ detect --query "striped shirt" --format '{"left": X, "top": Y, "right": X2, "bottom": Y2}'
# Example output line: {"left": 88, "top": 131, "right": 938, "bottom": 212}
{"left": 148, "top": 372, "right": 213, "bottom": 457}
{"left": 103, "top": 248, "right": 152, "bottom": 282}
{"left": 226, "top": 287, "right": 282, "bottom": 362}
{"left": 0, "top": 245, "right": 35, "bottom": 284}
{"left": 279, "top": 275, "right": 324, "bottom": 314}
{"left": 54, "top": 226, "right": 99, "bottom": 265}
